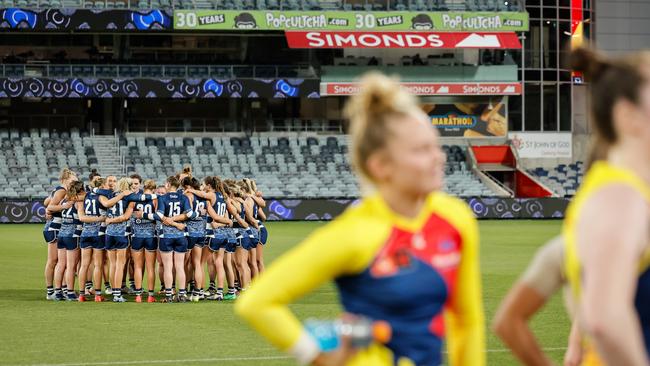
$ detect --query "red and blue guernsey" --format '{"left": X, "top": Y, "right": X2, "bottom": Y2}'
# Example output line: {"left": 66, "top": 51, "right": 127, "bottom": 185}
{"left": 236, "top": 192, "right": 485, "bottom": 366}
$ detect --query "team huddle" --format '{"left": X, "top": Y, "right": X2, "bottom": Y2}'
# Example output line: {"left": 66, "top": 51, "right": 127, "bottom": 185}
{"left": 42, "top": 166, "right": 269, "bottom": 303}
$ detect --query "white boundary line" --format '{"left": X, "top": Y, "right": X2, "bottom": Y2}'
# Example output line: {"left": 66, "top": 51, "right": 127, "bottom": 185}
{"left": 24, "top": 356, "right": 292, "bottom": 366}
{"left": 16, "top": 347, "right": 570, "bottom": 366}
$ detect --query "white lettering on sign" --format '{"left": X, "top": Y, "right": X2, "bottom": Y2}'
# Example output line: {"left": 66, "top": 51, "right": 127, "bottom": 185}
{"left": 441, "top": 14, "right": 504, "bottom": 30}
{"left": 303, "top": 32, "right": 443, "bottom": 48}
{"left": 462, "top": 84, "right": 502, "bottom": 94}
{"left": 265, "top": 13, "right": 327, "bottom": 29}
{"left": 376, "top": 15, "right": 403, "bottom": 26}
{"left": 198, "top": 14, "right": 225, "bottom": 25}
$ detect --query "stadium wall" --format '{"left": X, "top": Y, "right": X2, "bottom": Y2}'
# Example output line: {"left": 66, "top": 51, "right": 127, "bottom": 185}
{"left": 0, "top": 197, "right": 570, "bottom": 223}
{"left": 595, "top": 0, "right": 650, "bottom": 55}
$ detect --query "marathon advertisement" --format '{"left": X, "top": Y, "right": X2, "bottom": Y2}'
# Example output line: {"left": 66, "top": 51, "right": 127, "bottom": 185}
{"left": 321, "top": 82, "right": 521, "bottom": 96}
{"left": 422, "top": 97, "right": 507, "bottom": 138}
{"left": 0, "top": 8, "right": 172, "bottom": 31}
{"left": 0, "top": 78, "right": 320, "bottom": 98}
{"left": 174, "top": 10, "right": 529, "bottom": 32}
{"left": 0, "top": 197, "right": 569, "bottom": 223}
{"left": 285, "top": 31, "right": 522, "bottom": 49}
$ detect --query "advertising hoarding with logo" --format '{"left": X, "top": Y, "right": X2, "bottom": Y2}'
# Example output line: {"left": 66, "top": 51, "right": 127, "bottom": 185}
{"left": 423, "top": 97, "right": 508, "bottom": 138}
{"left": 321, "top": 82, "right": 521, "bottom": 96}
{"left": 509, "top": 132, "right": 573, "bottom": 158}
{"left": 174, "top": 10, "right": 529, "bottom": 31}
{"left": 285, "top": 31, "right": 522, "bottom": 48}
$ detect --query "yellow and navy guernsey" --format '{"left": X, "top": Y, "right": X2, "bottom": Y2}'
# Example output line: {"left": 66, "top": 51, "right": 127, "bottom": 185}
{"left": 563, "top": 161, "right": 650, "bottom": 365}
{"left": 236, "top": 192, "right": 485, "bottom": 366}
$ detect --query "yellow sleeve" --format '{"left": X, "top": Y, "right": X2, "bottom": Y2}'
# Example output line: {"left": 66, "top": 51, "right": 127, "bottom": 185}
{"left": 234, "top": 209, "right": 390, "bottom": 363}
{"left": 437, "top": 196, "right": 486, "bottom": 366}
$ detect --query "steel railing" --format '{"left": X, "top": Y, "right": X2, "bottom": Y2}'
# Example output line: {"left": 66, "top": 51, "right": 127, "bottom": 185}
{"left": 125, "top": 118, "right": 345, "bottom": 133}
{"left": 0, "top": 64, "right": 318, "bottom": 79}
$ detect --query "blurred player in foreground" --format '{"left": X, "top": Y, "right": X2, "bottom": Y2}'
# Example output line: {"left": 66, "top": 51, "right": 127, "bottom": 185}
{"left": 493, "top": 146, "right": 611, "bottom": 366}
{"left": 562, "top": 47, "right": 650, "bottom": 365}
{"left": 236, "top": 72, "right": 485, "bottom": 366}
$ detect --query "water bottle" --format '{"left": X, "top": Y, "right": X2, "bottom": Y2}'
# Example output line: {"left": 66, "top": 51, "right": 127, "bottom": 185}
{"left": 304, "top": 315, "right": 392, "bottom": 353}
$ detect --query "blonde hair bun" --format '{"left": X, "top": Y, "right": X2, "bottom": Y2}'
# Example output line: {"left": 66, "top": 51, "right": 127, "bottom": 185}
{"left": 344, "top": 72, "right": 415, "bottom": 123}
{"left": 344, "top": 72, "right": 421, "bottom": 183}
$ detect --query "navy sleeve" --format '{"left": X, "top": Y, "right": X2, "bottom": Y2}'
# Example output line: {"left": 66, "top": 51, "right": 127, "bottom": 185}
{"left": 125, "top": 193, "right": 156, "bottom": 203}
{"left": 146, "top": 213, "right": 162, "bottom": 222}
{"left": 181, "top": 195, "right": 192, "bottom": 214}
{"left": 156, "top": 195, "right": 166, "bottom": 218}
{"left": 95, "top": 188, "right": 114, "bottom": 197}
{"left": 125, "top": 193, "right": 140, "bottom": 203}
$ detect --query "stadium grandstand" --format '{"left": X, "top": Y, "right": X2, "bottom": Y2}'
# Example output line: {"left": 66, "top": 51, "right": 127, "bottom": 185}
{"left": 0, "top": 0, "right": 596, "bottom": 208}
{"left": 0, "top": 0, "right": 594, "bottom": 207}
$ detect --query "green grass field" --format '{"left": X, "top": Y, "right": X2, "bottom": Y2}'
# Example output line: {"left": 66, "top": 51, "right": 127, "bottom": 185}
{"left": 0, "top": 221, "right": 569, "bottom": 366}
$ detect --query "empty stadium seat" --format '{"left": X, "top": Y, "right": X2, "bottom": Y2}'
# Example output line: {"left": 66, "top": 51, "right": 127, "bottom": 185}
{"left": 529, "top": 162, "right": 585, "bottom": 197}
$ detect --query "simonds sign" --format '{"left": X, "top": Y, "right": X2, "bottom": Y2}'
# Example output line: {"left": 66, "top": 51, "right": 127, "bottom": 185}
{"left": 285, "top": 31, "right": 522, "bottom": 49}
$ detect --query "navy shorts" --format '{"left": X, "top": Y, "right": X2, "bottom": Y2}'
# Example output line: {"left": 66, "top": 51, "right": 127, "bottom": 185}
{"left": 79, "top": 236, "right": 101, "bottom": 250}
{"left": 233, "top": 228, "right": 244, "bottom": 249}
{"left": 43, "top": 230, "right": 58, "bottom": 244}
{"left": 260, "top": 225, "right": 268, "bottom": 245}
{"left": 57, "top": 236, "right": 78, "bottom": 251}
{"left": 98, "top": 235, "right": 107, "bottom": 250}
{"left": 208, "top": 233, "right": 236, "bottom": 253}
{"left": 159, "top": 237, "right": 188, "bottom": 253}
{"left": 239, "top": 235, "right": 252, "bottom": 250}
{"left": 250, "top": 227, "right": 260, "bottom": 244}
{"left": 187, "top": 236, "right": 205, "bottom": 250}
{"left": 132, "top": 237, "right": 157, "bottom": 252}
{"left": 105, "top": 235, "right": 129, "bottom": 251}
{"left": 242, "top": 229, "right": 257, "bottom": 250}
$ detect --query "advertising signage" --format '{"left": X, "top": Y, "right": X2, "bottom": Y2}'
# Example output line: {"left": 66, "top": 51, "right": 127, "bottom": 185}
{"left": 0, "top": 8, "right": 172, "bottom": 31}
{"left": 285, "top": 31, "right": 522, "bottom": 49}
{"left": 174, "top": 10, "right": 529, "bottom": 32}
{"left": 424, "top": 97, "right": 508, "bottom": 138}
{"left": 0, "top": 78, "right": 319, "bottom": 98}
{"left": 321, "top": 82, "right": 522, "bottom": 96}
